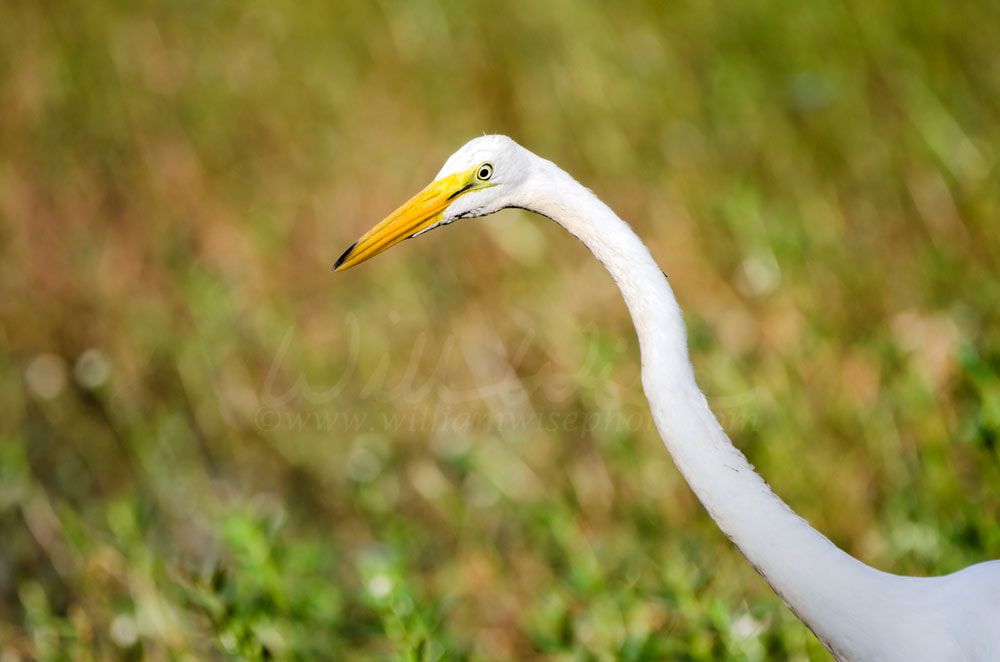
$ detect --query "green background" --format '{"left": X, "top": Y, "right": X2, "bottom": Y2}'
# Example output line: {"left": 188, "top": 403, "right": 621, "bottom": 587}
{"left": 1, "top": 1, "right": 998, "bottom": 659}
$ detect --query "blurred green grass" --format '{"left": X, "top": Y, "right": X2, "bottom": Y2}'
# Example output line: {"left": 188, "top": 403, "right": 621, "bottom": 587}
{"left": 1, "top": 0, "right": 999, "bottom": 659}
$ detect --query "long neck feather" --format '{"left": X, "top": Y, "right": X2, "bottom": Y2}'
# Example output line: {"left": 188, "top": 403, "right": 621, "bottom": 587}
{"left": 520, "top": 154, "right": 906, "bottom": 659}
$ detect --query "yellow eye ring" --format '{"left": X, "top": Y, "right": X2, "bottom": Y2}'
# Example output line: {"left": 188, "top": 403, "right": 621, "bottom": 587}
{"left": 476, "top": 163, "right": 494, "bottom": 181}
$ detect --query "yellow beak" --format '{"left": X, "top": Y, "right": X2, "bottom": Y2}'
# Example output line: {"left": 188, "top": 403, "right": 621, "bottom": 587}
{"left": 334, "top": 166, "right": 485, "bottom": 271}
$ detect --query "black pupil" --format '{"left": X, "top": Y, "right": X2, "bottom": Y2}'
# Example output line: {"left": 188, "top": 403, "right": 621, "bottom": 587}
{"left": 479, "top": 167, "right": 490, "bottom": 179}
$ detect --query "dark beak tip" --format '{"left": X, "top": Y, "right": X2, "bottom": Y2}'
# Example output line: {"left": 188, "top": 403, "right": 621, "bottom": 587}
{"left": 333, "top": 241, "right": 358, "bottom": 271}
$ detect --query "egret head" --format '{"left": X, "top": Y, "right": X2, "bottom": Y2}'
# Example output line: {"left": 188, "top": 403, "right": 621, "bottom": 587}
{"left": 334, "top": 135, "right": 531, "bottom": 271}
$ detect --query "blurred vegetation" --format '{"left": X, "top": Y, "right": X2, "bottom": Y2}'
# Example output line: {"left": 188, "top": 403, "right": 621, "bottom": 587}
{"left": 1, "top": 0, "right": 999, "bottom": 659}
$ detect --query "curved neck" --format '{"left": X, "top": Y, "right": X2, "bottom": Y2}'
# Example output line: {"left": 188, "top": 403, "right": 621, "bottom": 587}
{"left": 521, "top": 154, "right": 895, "bottom": 658}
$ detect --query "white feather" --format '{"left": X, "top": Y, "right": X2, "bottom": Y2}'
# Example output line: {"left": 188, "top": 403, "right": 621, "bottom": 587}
{"left": 426, "top": 135, "right": 1000, "bottom": 661}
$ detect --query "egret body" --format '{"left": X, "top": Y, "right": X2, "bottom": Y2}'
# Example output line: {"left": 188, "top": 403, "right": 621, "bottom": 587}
{"left": 335, "top": 135, "right": 1000, "bottom": 661}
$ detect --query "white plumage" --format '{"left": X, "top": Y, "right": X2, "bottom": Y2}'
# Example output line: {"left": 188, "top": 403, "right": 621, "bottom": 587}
{"left": 336, "top": 135, "right": 1000, "bottom": 661}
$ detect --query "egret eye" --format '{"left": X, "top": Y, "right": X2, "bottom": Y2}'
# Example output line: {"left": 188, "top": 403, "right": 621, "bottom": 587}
{"left": 476, "top": 163, "right": 494, "bottom": 181}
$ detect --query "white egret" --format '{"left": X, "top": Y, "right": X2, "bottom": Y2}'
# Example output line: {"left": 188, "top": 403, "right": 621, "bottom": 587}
{"left": 334, "top": 135, "right": 1000, "bottom": 661}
